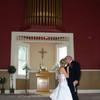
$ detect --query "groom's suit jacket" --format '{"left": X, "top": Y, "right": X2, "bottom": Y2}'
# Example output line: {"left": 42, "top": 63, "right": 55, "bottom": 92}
{"left": 65, "top": 60, "right": 81, "bottom": 86}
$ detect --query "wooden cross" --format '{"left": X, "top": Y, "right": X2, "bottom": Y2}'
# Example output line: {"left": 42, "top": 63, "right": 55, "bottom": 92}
{"left": 38, "top": 48, "right": 47, "bottom": 65}
{"left": 38, "top": 48, "right": 47, "bottom": 60}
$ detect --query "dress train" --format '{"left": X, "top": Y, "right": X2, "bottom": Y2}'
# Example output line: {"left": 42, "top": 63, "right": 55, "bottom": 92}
{"left": 50, "top": 73, "right": 73, "bottom": 100}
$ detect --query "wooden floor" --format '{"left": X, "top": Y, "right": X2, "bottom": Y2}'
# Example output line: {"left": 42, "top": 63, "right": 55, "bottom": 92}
{"left": 0, "top": 93, "right": 100, "bottom": 100}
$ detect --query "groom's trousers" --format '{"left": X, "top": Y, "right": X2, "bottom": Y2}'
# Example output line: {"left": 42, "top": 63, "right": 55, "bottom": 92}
{"left": 67, "top": 80, "right": 79, "bottom": 100}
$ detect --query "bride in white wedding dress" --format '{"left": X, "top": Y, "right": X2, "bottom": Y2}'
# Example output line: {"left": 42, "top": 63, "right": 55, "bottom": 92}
{"left": 50, "top": 58, "right": 73, "bottom": 100}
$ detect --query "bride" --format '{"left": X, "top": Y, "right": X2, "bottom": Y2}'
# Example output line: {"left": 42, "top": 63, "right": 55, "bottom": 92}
{"left": 50, "top": 58, "right": 73, "bottom": 100}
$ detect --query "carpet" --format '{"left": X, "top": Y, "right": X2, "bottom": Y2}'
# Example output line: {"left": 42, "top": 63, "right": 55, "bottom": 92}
{"left": 0, "top": 93, "right": 100, "bottom": 100}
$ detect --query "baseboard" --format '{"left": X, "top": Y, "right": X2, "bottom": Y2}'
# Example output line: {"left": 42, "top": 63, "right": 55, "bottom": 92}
{"left": 2, "top": 89, "right": 100, "bottom": 94}
{"left": 78, "top": 89, "right": 100, "bottom": 93}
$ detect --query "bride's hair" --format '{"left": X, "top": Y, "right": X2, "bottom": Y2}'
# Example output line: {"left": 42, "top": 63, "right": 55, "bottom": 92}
{"left": 60, "top": 58, "right": 66, "bottom": 66}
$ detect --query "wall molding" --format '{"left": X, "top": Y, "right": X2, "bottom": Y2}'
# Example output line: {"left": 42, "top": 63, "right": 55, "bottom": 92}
{"left": 78, "top": 89, "right": 100, "bottom": 93}
{"left": 1, "top": 69, "right": 100, "bottom": 71}
{"left": 81, "top": 69, "right": 100, "bottom": 71}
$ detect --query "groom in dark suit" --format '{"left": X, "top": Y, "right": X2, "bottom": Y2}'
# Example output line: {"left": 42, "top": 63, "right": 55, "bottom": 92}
{"left": 64, "top": 56, "right": 81, "bottom": 100}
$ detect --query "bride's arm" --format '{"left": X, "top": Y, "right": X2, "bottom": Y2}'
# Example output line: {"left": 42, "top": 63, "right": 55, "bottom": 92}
{"left": 60, "top": 67, "right": 69, "bottom": 78}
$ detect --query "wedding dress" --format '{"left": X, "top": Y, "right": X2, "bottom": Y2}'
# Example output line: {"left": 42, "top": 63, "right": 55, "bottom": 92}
{"left": 50, "top": 73, "right": 73, "bottom": 100}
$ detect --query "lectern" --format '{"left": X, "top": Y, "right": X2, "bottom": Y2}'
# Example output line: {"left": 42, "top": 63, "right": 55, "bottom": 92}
{"left": 36, "top": 71, "right": 51, "bottom": 92}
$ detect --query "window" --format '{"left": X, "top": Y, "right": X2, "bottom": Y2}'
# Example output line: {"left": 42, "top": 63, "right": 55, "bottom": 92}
{"left": 56, "top": 44, "right": 67, "bottom": 64}
{"left": 17, "top": 43, "right": 30, "bottom": 77}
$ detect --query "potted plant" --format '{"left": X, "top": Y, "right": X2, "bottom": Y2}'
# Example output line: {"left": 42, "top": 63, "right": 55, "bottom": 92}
{"left": 0, "top": 77, "right": 6, "bottom": 94}
{"left": 8, "top": 65, "right": 16, "bottom": 94}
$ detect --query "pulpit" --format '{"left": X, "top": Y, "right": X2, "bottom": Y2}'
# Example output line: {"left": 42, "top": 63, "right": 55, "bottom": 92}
{"left": 36, "top": 71, "right": 51, "bottom": 92}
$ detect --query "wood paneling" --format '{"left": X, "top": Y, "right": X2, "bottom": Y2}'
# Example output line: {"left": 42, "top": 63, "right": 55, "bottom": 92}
{"left": 78, "top": 70, "right": 100, "bottom": 89}
{"left": 0, "top": 70, "right": 10, "bottom": 89}
{"left": 1, "top": 70, "right": 99, "bottom": 90}
{"left": 16, "top": 79, "right": 29, "bottom": 89}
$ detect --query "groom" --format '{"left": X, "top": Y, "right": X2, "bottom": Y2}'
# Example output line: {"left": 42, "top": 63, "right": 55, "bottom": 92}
{"left": 64, "top": 56, "right": 81, "bottom": 100}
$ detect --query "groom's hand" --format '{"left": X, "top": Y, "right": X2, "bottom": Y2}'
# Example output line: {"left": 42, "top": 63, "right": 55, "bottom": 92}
{"left": 73, "top": 80, "right": 78, "bottom": 86}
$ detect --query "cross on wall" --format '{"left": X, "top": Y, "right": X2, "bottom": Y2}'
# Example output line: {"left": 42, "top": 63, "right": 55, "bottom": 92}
{"left": 38, "top": 48, "right": 47, "bottom": 65}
